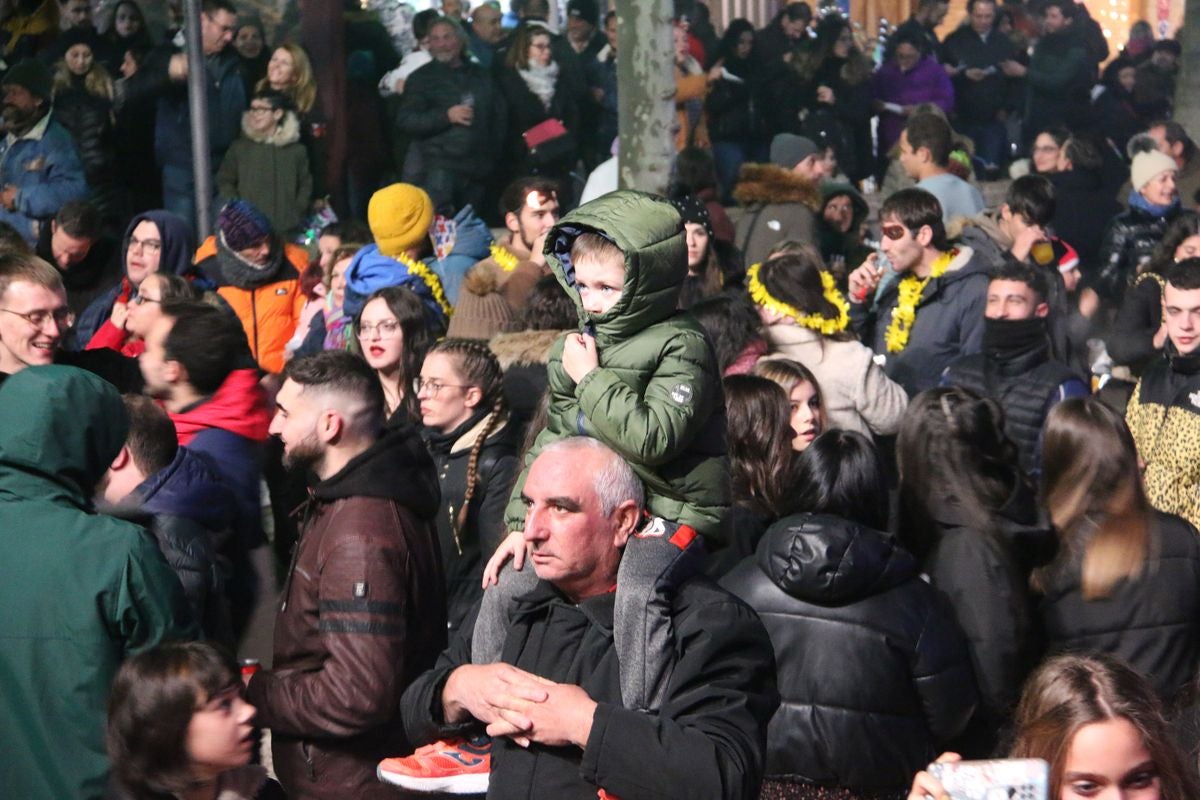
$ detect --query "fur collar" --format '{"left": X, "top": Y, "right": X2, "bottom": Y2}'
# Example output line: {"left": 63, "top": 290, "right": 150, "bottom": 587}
{"left": 489, "top": 328, "right": 567, "bottom": 368}
{"left": 733, "top": 163, "right": 821, "bottom": 209}
{"left": 240, "top": 109, "right": 301, "bottom": 146}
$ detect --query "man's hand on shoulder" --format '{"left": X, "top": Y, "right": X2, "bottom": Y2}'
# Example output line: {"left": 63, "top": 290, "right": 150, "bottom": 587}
{"left": 487, "top": 681, "right": 598, "bottom": 750}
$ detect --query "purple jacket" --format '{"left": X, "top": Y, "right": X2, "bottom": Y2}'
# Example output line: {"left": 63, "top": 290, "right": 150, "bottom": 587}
{"left": 871, "top": 55, "right": 955, "bottom": 156}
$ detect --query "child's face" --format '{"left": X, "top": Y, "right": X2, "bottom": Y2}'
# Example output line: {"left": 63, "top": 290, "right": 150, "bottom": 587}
{"left": 186, "top": 685, "right": 256, "bottom": 780}
{"left": 789, "top": 381, "right": 822, "bottom": 452}
{"left": 574, "top": 252, "right": 625, "bottom": 316}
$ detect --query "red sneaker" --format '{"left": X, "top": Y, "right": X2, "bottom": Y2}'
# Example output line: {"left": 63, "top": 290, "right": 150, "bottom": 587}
{"left": 377, "top": 735, "right": 491, "bottom": 794}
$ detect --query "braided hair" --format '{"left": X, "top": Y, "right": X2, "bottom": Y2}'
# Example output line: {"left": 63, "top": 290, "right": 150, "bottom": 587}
{"left": 429, "top": 338, "right": 508, "bottom": 549}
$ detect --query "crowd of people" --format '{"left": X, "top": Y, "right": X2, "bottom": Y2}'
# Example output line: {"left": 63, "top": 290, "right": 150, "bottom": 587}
{"left": 4, "top": 0, "right": 1200, "bottom": 799}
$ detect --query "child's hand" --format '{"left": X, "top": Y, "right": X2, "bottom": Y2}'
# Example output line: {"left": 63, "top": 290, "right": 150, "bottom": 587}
{"left": 482, "top": 530, "right": 530, "bottom": 588}
{"left": 562, "top": 333, "right": 599, "bottom": 384}
{"left": 110, "top": 301, "right": 129, "bottom": 331}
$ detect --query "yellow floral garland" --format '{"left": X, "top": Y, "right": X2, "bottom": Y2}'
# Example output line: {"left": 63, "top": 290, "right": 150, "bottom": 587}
{"left": 746, "top": 261, "right": 850, "bottom": 336}
{"left": 395, "top": 251, "right": 453, "bottom": 319}
{"left": 490, "top": 243, "right": 520, "bottom": 273}
{"left": 884, "top": 248, "right": 958, "bottom": 354}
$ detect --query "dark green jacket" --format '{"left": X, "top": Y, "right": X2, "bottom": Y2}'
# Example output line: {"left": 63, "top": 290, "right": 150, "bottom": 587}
{"left": 0, "top": 367, "right": 198, "bottom": 800}
{"left": 504, "top": 191, "right": 729, "bottom": 540}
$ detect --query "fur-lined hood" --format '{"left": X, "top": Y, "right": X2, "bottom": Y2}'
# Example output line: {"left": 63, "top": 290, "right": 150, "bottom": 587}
{"left": 733, "top": 163, "right": 821, "bottom": 210}
{"left": 947, "top": 209, "right": 1013, "bottom": 252}
{"left": 240, "top": 109, "right": 301, "bottom": 146}
{"left": 489, "top": 328, "right": 568, "bottom": 369}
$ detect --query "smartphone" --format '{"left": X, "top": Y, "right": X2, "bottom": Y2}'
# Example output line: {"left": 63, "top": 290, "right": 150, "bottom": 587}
{"left": 927, "top": 758, "right": 1048, "bottom": 800}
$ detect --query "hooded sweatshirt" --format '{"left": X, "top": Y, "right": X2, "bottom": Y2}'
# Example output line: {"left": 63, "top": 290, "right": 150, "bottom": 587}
{"left": 502, "top": 190, "right": 730, "bottom": 541}
{"left": 74, "top": 209, "right": 196, "bottom": 349}
{"left": 0, "top": 366, "right": 197, "bottom": 799}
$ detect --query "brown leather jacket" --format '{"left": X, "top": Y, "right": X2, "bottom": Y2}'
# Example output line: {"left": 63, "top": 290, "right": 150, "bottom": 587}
{"left": 247, "top": 420, "right": 446, "bottom": 799}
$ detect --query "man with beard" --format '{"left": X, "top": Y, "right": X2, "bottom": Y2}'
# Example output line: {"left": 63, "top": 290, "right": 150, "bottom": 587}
{"left": 139, "top": 299, "right": 271, "bottom": 638}
{"left": 190, "top": 199, "right": 308, "bottom": 374}
{"left": 395, "top": 17, "right": 505, "bottom": 213}
{"left": 941, "top": 259, "right": 1087, "bottom": 477}
{"left": 34, "top": 200, "right": 118, "bottom": 317}
{"left": 0, "top": 59, "right": 87, "bottom": 245}
{"left": 247, "top": 350, "right": 445, "bottom": 799}
{"left": 448, "top": 176, "right": 560, "bottom": 339}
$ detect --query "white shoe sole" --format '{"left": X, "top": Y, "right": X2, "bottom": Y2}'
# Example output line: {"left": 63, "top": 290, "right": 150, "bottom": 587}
{"left": 377, "top": 765, "right": 490, "bottom": 795}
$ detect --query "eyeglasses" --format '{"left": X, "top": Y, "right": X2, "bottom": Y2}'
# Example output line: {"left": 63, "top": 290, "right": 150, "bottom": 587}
{"left": 204, "top": 13, "right": 236, "bottom": 35}
{"left": 248, "top": 105, "right": 276, "bottom": 114}
{"left": 1032, "top": 144, "right": 1061, "bottom": 154}
{"left": 881, "top": 224, "right": 909, "bottom": 241}
{"left": 1, "top": 306, "right": 75, "bottom": 330}
{"left": 128, "top": 235, "right": 162, "bottom": 253}
{"left": 415, "top": 378, "right": 471, "bottom": 397}
{"left": 357, "top": 320, "right": 401, "bottom": 338}
{"left": 131, "top": 295, "right": 160, "bottom": 306}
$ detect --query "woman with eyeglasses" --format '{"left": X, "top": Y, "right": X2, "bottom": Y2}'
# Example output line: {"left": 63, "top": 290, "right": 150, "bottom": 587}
{"left": 355, "top": 285, "right": 434, "bottom": 424}
{"left": 417, "top": 338, "right": 519, "bottom": 634}
{"left": 75, "top": 210, "right": 195, "bottom": 350}
{"left": 496, "top": 25, "right": 579, "bottom": 200}
{"left": 84, "top": 272, "right": 193, "bottom": 356}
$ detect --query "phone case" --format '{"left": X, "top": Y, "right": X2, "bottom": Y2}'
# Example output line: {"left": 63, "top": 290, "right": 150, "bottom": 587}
{"left": 928, "top": 759, "right": 1048, "bottom": 800}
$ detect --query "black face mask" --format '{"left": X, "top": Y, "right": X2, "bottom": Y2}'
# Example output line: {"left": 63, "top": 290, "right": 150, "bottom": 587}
{"left": 982, "top": 317, "right": 1048, "bottom": 359}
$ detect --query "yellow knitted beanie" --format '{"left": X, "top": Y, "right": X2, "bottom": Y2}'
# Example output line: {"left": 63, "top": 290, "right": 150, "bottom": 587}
{"left": 368, "top": 183, "right": 434, "bottom": 257}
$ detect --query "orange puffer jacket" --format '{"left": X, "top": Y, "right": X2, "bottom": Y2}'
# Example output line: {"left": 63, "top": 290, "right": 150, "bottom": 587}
{"left": 194, "top": 235, "right": 309, "bottom": 373}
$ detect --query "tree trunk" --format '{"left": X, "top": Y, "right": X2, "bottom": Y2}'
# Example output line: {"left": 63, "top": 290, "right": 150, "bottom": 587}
{"left": 616, "top": 0, "right": 676, "bottom": 194}
{"left": 1175, "top": 0, "right": 1200, "bottom": 138}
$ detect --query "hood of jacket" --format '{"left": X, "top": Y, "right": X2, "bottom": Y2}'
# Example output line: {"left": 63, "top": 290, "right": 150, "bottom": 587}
{"left": 215, "top": 232, "right": 290, "bottom": 289}
{"left": 122, "top": 210, "right": 196, "bottom": 278}
{"left": 240, "top": 109, "right": 301, "bottom": 145}
{"left": 341, "top": 243, "right": 448, "bottom": 333}
{"left": 0, "top": 365, "right": 126, "bottom": 507}
{"left": 949, "top": 210, "right": 1012, "bottom": 258}
{"left": 169, "top": 368, "right": 272, "bottom": 446}
{"left": 489, "top": 328, "right": 566, "bottom": 369}
{"left": 756, "top": 512, "right": 920, "bottom": 604}
{"left": 733, "top": 163, "right": 822, "bottom": 210}
{"left": 545, "top": 190, "right": 686, "bottom": 342}
{"left": 313, "top": 416, "right": 440, "bottom": 520}
{"left": 932, "top": 480, "right": 1058, "bottom": 572}
{"left": 820, "top": 182, "right": 869, "bottom": 229}
{"left": 131, "top": 447, "right": 237, "bottom": 531}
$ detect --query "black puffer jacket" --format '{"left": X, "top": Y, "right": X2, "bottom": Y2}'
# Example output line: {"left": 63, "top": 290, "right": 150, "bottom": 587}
{"left": 1036, "top": 511, "right": 1200, "bottom": 703}
{"left": 722, "top": 514, "right": 977, "bottom": 791}
{"left": 52, "top": 84, "right": 116, "bottom": 204}
{"left": 423, "top": 410, "right": 520, "bottom": 634}
{"left": 1094, "top": 205, "right": 1196, "bottom": 302}
{"left": 918, "top": 485, "right": 1055, "bottom": 756}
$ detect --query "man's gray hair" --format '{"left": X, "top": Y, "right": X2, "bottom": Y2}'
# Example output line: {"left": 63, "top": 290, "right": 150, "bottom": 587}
{"left": 540, "top": 437, "right": 644, "bottom": 516}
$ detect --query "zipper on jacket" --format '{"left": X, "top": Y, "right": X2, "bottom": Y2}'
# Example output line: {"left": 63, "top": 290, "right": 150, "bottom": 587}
{"left": 251, "top": 290, "right": 260, "bottom": 362}
{"left": 279, "top": 492, "right": 316, "bottom": 612}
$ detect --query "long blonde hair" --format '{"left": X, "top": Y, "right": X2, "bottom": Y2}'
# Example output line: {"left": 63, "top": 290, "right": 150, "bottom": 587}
{"left": 53, "top": 49, "right": 114, "bottom": 100}
{"left": 256, "top": 43, "right": 316, "bottom": 115}
{"left": 1035, "top": 397, "right": 1151, "bottom": 600}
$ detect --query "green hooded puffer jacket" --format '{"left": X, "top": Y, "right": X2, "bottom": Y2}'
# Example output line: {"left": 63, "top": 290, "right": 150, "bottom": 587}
{"left": 503, "top": 190, "right": 730, "bottom": 541}
{"left": 0, "top": 366, "right": 197, "bottom": 800}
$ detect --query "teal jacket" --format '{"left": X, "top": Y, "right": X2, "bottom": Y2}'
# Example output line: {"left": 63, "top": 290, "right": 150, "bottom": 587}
{"left": 504, "top": 191, "right": 729, "bottom": 541}
{"left": 0, "top": 367, "right": 198, "bottom": 799}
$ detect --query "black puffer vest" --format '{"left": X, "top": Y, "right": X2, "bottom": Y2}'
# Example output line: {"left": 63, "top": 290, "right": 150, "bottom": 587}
{"left": 945, "top": 343, "right": 1081, "bottom": 474}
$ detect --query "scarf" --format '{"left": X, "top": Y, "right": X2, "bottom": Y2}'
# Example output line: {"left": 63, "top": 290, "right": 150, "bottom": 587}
{"left": 423, "top": 404, "right": 492, "bottom": 455}
{"left": 216, "top": 232, "right": 286, "bottom": 289}
{"left": 982, "top": 317, "right": 1048, "bottom": 361}
{"left": 519, "top": 60, "right": 559, "bottom": 112}
{"left": 1128, "top": 188, "right": 1179, "bottom": 219}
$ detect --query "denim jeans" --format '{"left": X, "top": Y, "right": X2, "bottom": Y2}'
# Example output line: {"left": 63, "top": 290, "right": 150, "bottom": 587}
{"left": 959, "top": 118, "right": 1007, "bottom": 170}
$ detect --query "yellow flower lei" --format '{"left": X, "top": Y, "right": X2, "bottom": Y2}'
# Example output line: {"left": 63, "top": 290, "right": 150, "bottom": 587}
{"left": 884, "top": 248, "right": 958, "bottom": 354}
{"left": 746, "top": 261, "right": 850, "bottom": 336}
{"left": 395, "top": 251, "right": 453, "bottom": 319}
{"left": 490, "top": 243, "right": 520, "bottom": 273}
